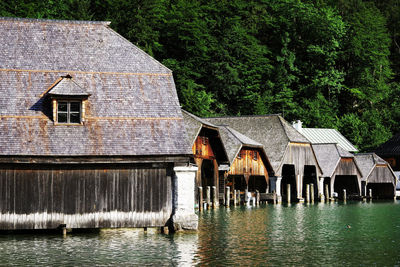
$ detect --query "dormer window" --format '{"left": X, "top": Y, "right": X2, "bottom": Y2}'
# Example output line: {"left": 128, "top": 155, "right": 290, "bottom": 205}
{"left": 57, "top": 101, "right": 81, "bottom": 124}
{"left": 44, "top": 75, "right": 91, "bottom": 125}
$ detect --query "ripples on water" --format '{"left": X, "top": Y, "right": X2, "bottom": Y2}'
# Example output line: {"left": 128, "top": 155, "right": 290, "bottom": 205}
{"left": 1, "top": 201, "right": 400, "bottom": 266}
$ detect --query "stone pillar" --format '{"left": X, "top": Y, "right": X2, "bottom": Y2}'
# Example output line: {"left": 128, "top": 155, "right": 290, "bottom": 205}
{"left": 170, "top": 166, "right": 198, "bottom": 232}
{"left": 276, "top": 176, "right": 282, "bottom": 204}
{"left": 319, "top": 177, "right": 325, "bottom": 202}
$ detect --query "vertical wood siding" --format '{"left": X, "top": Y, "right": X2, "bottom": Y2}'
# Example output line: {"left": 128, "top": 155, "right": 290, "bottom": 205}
{"left": 334, "top": 158, "right": 360, "bottom": 176}
{"left": 368, "top": 165, "right": 396, "bottom": 184}
{"left": 0, "top": 164, "right": 172, "bottom": 230}
{"left": 193, "top": 136, "right": 215, "bottom": 159}
{"left": 282, "top": 143, "right": 319, "bottom": 176}
{"left": 228, "top": 149, "right": 268, "bottom": 177}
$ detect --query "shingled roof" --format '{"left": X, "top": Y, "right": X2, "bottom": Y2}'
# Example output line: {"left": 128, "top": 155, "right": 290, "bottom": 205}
{"left": 182, "top": 110, "right": 229, "bottom": 164}
{"left": 204, "top": 115, "right": 310, "bottom": 172}
{"left": 375, "top": 131, "right": 400, "bottom": 157}
{"left": 312, "top": 143, "right": 357, "bottom": 178}
{"left": 0, "top": 17, "right": 191, "bottom": 157}
{"left": 354, "top": 153, "right": 396, "bottom": 184}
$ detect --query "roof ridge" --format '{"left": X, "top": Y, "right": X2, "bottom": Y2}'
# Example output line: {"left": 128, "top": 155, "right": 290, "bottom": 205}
{"left": 0, "top": 16, "right": 110, "bottom": 25}
{"left": 205, "top": 114, "right": 282, "bottom": 119}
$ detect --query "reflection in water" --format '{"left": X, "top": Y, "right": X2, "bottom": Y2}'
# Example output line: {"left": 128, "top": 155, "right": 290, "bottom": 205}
{"left": 0, "top": 201, "right": 400, "bottom": 266}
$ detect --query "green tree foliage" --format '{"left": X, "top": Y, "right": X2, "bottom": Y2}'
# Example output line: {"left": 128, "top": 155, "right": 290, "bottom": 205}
{"left": 0, "top": 0, "right": 398, "bottom": 151}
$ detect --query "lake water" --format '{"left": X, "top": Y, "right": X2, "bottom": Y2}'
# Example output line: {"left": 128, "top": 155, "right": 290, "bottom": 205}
{"left": 1, "top": 201, "right": 400, "bottom": 266}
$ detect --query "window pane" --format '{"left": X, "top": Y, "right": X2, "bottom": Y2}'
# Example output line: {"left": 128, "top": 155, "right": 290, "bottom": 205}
{"left": 58, "top": 102, "right": 67, "bottom": 112}
{"left": 70, "top": 102, "right": 80, "bottom": 112}
{"left": 70, "top": 112, "right": 80, "bottom": 124}
{"left": 58, "top": 112, "right": 67, "bottom": 123}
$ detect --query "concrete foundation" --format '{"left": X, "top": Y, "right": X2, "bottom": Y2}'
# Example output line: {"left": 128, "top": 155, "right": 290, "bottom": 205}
{"left": 170, "top": 166, "right": 198, "bottom": 232}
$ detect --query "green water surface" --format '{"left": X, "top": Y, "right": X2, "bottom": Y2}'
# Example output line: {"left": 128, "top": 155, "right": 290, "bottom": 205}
{"left": 0, "top": 201, "right": 399, "bottom": 266}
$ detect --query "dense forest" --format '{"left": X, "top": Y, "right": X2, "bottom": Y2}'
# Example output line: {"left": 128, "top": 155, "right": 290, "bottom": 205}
{"left": 1, "top": 0, "right": 399, "bottom": 151}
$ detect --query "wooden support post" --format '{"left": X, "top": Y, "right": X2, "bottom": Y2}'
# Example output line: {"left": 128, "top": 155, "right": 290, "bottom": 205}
{"left": 343, "top": 189, "right": 347, "bottom": 202}
{"left": 212, "top": 186, "right": 218, "bottom": 208}
{"left": 306, "top": 184, "right": 310, "bottom": 203}
{"left": 62, "top": 227, "right": 67, "bottom": 237}
{"left": 256, "top": 190, "right": 260, "bottom": 206}
{"left": 237, "top": 190, "right": 241, "bottom": 205}
{"left": 287, "top": 184, "right": 291, "bottom": 203}
{"left": 369, "top": 189, "right": 372, "bottom": 199}
{"left": 198, "top": 187, "right": 203, "bottom": 212}
{"left": 225, "top": 186, "right": 230, "bottom": 207}
{"left": 233, "top": 190, "right": 237, "bottom": 206}
{"left": 144, "top": 227, "right": 148, "bottom": 233}
{"left": 245, "top": 188, "right": 249, "bottom": 205}
{"left": 310, "top": 184, "right": 315, "bottom": 203}
{"left": 162, "top": 226, "right": 169, "bottom": 235}
{"left": 325, "top": 184, "right": 329, "bottom": 202}
{"left": 273, "top": 190, "right": 277, "bottom": 204}
{"left": 206, "top": 186, "right": 211, "bottom": 209}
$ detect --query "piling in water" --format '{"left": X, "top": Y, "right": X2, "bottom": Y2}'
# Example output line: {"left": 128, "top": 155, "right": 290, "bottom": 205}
{"left": 306, "top": 184, "right": 310, "bottom": 203}
{"left": 236, "top": 190, "right": 241, "bottom": 205}
{"left": 325, "top": 184, "right": 329, "bottom": 202}
{"left": 198, "top": 187, "right": 203, "bottom": 212}
{"left": 310, "top": 184, "right": 314, "bottom": 203}
{"left": 369, "top": 189, "right": 372, "bottom": 199}
{"left": 206, "top": 186, "right": 211, "bottom": 209}
{"left": 256, "top": 190, "right": 260, "bottom": 206}
{"left": 343, "top": 189, "right": 347, "bottom": 202}
{"left": 287, "top": 184, "right": 291, "bottom": 203}
{"left": 212, "top": 186, "right": 218, "bottom": 208}
{"left": 225, "top": 187, "right": 230, "bottom": 207}
{"left": 233, "top": 190, "right": 237, "bottom": 206}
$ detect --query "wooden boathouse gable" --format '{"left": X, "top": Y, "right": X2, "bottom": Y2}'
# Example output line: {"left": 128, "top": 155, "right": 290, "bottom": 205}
{"left": 216, "top": 125, "right": 274, "bottom": 197}
{"left": 0, "top": 17, "right": 195, "bottom": 231}
{"left": 312, "top": 144, "right": 362, "bottom": 199}
{"left": 354, "top": 153, "right": 396, "bottom": 199}
{"left": 182, "top": 110, "right": 229, "bottom": 205}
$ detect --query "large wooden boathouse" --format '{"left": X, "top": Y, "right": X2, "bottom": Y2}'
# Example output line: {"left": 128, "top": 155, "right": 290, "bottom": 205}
{"left": 0, "top": 17, "right": 197, "bottom": 231}
{"left": 205, "top": 115, "right": 322, "bottom": 203}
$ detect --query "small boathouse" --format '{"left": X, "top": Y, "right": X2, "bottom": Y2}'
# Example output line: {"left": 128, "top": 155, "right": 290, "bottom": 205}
{"left": 354, "top": 153, "right": 397, "bottom": 199}
{"left": 312, "top": 144, "right": 362, "bottom": 200}
{"left": 216, "top": 125, "right": 274, "bottom": 203}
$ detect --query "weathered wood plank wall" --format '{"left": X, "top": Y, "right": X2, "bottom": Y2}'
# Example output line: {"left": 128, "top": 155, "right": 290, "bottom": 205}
{"left": 282, "top": 143, "right": 320, "bottom": 176}
{"left": 368, "top": 165, "right": 396, "bottom": 184}
{"left": 228, "top": 149, "right": 268, "bottom": 177}
{"left": 334, "top": 158, "right": 359, "bottom": 176}
{"left": 0, "top": 163, "right": 172, "bottom": 230}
